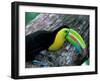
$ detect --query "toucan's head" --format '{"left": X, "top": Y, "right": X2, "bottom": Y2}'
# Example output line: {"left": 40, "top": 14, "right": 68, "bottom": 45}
{"left": 53, "top": 25, "right": 70, "bottom": 38}
{"left": 60, "top": 27, "right": 69, "bottom": 36}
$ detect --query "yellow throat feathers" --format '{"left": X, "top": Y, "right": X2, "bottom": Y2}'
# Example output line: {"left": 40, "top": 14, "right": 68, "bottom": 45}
{"left": 48, "top": 28, "right": 67, "bottom": 51}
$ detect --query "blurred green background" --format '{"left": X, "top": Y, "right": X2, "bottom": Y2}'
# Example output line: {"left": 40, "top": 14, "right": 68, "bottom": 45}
{"left": 25, "top": 12, "right": 40, "bottom": 26}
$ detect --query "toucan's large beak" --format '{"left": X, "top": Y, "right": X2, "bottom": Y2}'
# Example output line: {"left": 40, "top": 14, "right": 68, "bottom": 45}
{"left": 66, "top": 29, "right": 87, "bottom": 54}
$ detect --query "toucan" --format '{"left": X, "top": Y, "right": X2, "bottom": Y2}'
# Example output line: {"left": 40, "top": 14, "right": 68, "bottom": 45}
{"left": 26, "top": 25, "right": 87, "bottom": 65}
{"left": 26, "top": 25, "right": 68, "bottom": 62}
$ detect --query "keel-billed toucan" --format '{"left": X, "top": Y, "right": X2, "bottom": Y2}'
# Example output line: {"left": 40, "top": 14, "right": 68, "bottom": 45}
{"left": 26, "top": 25, "right": 87, "bottom": 63}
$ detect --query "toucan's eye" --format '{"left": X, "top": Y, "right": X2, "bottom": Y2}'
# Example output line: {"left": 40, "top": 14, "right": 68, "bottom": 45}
{"left": 64, "top": 31, "right": 69, "bottom": 38}
{"left": 65, "top": 31, "right": 68, "bottom": 33}
{"left": 64, "top": 31, "right": 68, "bottom": 35}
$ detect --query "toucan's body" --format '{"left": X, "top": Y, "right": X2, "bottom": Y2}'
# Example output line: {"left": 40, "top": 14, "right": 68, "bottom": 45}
{"left": 26, "top": 26, "right": 67, "bottom": 62}
{"left": 26, "top": 25, "right": 87, "bottom": 65}
{"left": 26, "top": 30, "right": 55, "bottom": 61}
